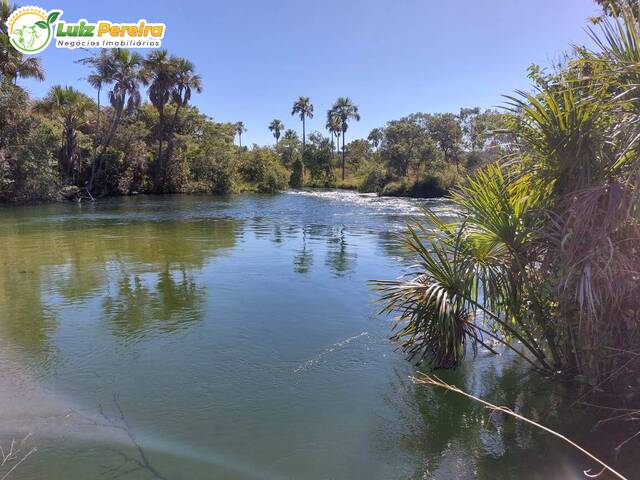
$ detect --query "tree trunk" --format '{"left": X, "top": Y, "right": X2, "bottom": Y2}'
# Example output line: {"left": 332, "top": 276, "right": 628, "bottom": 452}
{"left": 157, "top": 107, "right": 165, "bottom": 189}
{"left": 89, "top": 102, "right": 123, "bottom": 195}
{"left": 341, "top": 130, "right": 346, "bottom": 181}
{"left": 165, "top": 99, "right": 183, "bottom": 187}
{"left": 302, "top": 117, "right": 306, "bottom": 151}
{"left": 88, "top": 84, "right": 101, "bottom": 194}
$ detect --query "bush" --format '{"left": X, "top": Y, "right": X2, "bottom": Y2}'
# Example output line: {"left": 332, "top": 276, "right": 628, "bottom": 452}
{"left": 358, "top": 163, "right": 387, "bottom": 193}
{"left": 303, "top": 138, "right": 335, "bottom": 187}
{"left": 380, "top": 180, "right": 408, "bottom": 197}
{"left": 289, "top": 154, "right": 303, "bottom": 188}
{"left": 407, "top": 175, "right": 447, "bottom": 198}
{"left": 0, "top": 119, "right": 60, "bottom": 203}
{"left": 257, "top": 162, "right": 289, "bottom": 193}
{"left": 379, "top": 175, "right": 449, "bottom": 198}
{"left": 239, "top": 147, "right": 289, "bottom": 193}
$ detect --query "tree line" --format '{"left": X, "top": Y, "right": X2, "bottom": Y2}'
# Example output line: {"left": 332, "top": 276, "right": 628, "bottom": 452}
{"left": 261, "top": 98, "right": 509, "bottom": 197}
{"left": 0, "top": 1, "right": 509, "bottom": 203}
{"left": 1, "top": 2, "right": 289, "bottom": 202}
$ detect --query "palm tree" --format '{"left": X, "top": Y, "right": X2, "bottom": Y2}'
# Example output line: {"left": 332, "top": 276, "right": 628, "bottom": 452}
{"left": 85, "top": 49, "right": 142, "bottom": 194}
{"left": 326, "top": 109, "right": 342, "bottom": 157}
{"left": 368, "top": 127, "right": 384, "bottom": 152}
{"left": 269, "top": 119, "right": 284, "bottom": 144}
{"left": 142, "top": 49, "right": 177, "bottom": 186}
{"left": 291, "top": 96, "right": 314, "bottom": 150}
{"left": 77, "top": 50, "right": 116, "bottom": 187}
{"left": 0, "top": 2, "right": 45, "bottom": 85}
{"left": 283, "top": 129, "right": 298, "bottom": 142}
{"left": 166, "top": 58, "right": 202, "bottom": 169}
{"left": 331, "top": 97, "right": 360, "bottom": 180}
{"left": 235, "top": 121, "right": 246, "bottom": 147}
{"left": 34, "top": 86, "right": 93, "bottom": 184}
{"left": 0, "top": 54, "right": 45, "bottom": 84}
{"left": 107, "top": 50, "right": 143, "bottom": 141}
{"left": 0, "top": 0, "right": 10, "bottom": 36}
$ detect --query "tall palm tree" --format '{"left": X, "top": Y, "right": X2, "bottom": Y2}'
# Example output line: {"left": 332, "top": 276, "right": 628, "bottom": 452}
{"left": 142, "top": 49, "right": 177, "bottom": 185}
{"left": 85, "top": 49, "right": 142, "bottom": 193}
{"left": 326, "top": 109, "right": 342, "bottom": 157}
{"left": 235, "top": 121, "right": 246, "bottom": 147}
{"left": 166, "top": 57, "right": 202, "bottom": 170}
{"left": 331, "top": 97, "right": 360, "bottom": 180}
{"left": 106, "top": 50, "right": 143, "bottom": 144}
{"left": 269, "top": 119, "right": 284, "bottom": 144}
{"left": 34, "top": 86, "right": 93, "bottom": 184}
{"left": 291, "top": 96, "right": 314, "bottom": 151}
{"left": 77, "top": 50, "right": 116, "bottom": 185}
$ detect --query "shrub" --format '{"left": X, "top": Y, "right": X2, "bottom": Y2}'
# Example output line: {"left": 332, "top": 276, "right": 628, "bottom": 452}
{"left": 239, "top": 147, "right": 289, "bottom": 193}
{"left": 0, "top": 119, "right": 60, "bottom": 203}
{"left": 380, "top": 180, "right": 408, "bottom": 197}
{"left": 379, "top": 175, "right": 449, "bottom": 198}
{"left": 358, "top": 163, "right": 387, "bottom": 193}
{"left": 407, "top": 175, "right": 447, "bottom": 198}
{"left": 289, "top": 153, "right": 303, "bottom": 188}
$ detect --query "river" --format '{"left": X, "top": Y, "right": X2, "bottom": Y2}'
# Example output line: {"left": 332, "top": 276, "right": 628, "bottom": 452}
{"left": 0, "top": 191, "right": 625, "bottom": 479}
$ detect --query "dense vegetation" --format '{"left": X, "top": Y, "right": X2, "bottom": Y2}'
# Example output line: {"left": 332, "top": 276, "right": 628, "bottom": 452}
{"left": 280, "top": 100, "right": 510, "bottom": 195}
{"left": 0, "top": 2, "right": 511, "bottom": 203}
{"left": 375, "top": 2, "right": 640, "bottom": 392}
{"left": 0, "top": 31, "right": 289, "bottom": 202}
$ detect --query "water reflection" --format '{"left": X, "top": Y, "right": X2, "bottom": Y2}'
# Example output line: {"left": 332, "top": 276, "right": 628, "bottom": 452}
{"left": 293, "top": 227, "right": 314, "bottom": 274}
{"left": 3, "top": 192, "right": 623, "bottom": 479}
{"left": 325, "top": 227, "right": 357, "bottom": 277}
{"left": 0, "top": 209, "right": 240, "bottom": 358}
{"left": 104, "top": 267, "right": 205, "bottom": 339}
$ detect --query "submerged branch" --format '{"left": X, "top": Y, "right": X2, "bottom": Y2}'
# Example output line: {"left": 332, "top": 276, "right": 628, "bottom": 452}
{"left": 412, "top": 372, "right": 628, "bottom": 480}
{"left": 0, "top": 434, "right": 36, "bottom": 480}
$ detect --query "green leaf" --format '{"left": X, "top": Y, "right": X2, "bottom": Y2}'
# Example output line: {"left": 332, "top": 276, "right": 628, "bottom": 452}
{"left": 35, "top": 20, "right": 48, "bottom": 29}
{"left": 47, "top": 11, "right": 61, "bottom": 24}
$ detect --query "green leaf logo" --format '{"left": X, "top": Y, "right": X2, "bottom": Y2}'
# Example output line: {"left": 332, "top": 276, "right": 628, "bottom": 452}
{"left": 6, "top": 7, "right": 62, "bottom": 54}
{"left": 47, "top": 11, "right": 61, "bottom": 24}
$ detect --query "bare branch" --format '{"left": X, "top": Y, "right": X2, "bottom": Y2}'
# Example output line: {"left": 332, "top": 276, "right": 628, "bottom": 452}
{"left": 412, "top": 372, "right": 628, "bottom": 480}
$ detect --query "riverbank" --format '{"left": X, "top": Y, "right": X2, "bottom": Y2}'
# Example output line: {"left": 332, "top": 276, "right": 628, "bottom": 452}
{"left": 0, "top": 181, "right": 451, "bottom": 207}
{"left": 332, "top": 167, "right": 455, "bottom": 199}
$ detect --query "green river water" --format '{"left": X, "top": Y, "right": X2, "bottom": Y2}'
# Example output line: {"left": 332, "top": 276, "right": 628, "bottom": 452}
{"left": 0, "top": 191, "right": 630, "bottom": 479}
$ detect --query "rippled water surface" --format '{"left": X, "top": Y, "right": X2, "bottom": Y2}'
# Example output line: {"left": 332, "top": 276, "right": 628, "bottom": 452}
{"left": 0, "top": 191, "right": 620, "bottom": 479}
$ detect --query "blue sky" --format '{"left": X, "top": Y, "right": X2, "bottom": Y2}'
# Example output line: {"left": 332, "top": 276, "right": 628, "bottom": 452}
{"left": 22, "top": 0, "right": 600, "bottom": 145}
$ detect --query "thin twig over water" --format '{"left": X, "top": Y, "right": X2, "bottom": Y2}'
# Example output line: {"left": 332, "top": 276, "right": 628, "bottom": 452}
{"left": 412, "top": 372, "right": 628, "bottom": 480}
